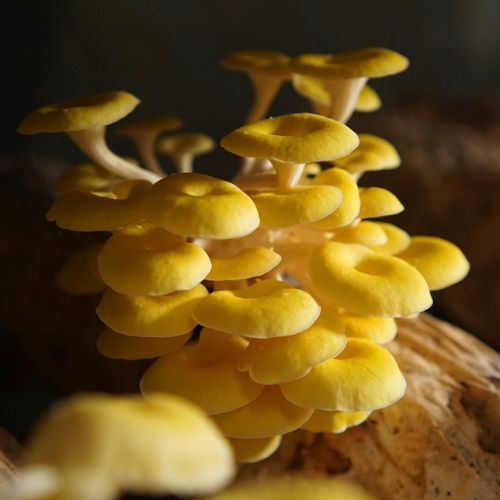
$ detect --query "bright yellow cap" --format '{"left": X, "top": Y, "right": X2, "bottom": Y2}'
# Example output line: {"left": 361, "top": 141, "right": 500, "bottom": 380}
{"left": 332, "top": 221, "right": 388, "bottom": 246}
{"left": 54, "top": 162, "right": 116, "bottom": 195}
{"left": 358, "top": 187, "right": 404, "bottom": 219}
{"left": 340, "top": 312, "right": 397, "bottom": 344}
{"left": 355, "top": 85, "right": 382, "bottom": 112}
{"left": 302, "top": 409, "right": 371, "bottom": 433}
{"left": 221, "top": 50, "right": 291, "bottom": 79}
{"left": 157, "top": 132, "right": 215, "bottom": 157}
{"left": 371, "top": 222, "right": 411, "bottom": 255}
{"left": 228, "top": 436, "right": 282, "bottom": 464}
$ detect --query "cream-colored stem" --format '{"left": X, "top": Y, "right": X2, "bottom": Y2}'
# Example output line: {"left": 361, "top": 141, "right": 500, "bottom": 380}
{"left": 324, "top": 77, "right": 368, "bottom": 123}
{"left": 246, "top": 73, "right": 283, "bottom": 124}
{"left": 133, "top": 133, "right": 165, "bottom": 175}
{"left": 311, "top": 100, "right": 330, "bottom": 116}
{"left": 173, "top": 153, "right": 193, "bottom": 173}
{"left": 271, "top": 160, "right": 305, "bottom": 191}
{"left": 68, "top": 127, "right": 160, "bottom": 182}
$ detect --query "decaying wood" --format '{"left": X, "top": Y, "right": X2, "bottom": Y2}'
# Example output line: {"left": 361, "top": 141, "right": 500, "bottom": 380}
{"left": 0, "top": 428, "right": 22, "bottom": 485}
{"left": 238, "top": 314, "right": 500, "bottom": 500}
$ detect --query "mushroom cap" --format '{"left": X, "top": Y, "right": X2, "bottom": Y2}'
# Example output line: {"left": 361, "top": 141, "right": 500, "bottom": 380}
{"left": 47, "top": 179, "right": 152, "bottom": 232}
{"left": 355, "top": 85, "right": 382, "bottom": 112}
{"left": 97, "top": 328, "right": 190, "bottom": 360}
{"left": 144, "top": 173, "right": 260, "bottom": 239}
{"left": 396, "top": 236, "right": 470, "bottom": 290}
{"left": 221, "top": 50, "right": 291, "bottom": 79}
{"left": 96, "top": 284, "right": 208, "bottom": 337}
{"left": 332, "top": 220, "right": 388, "bottom": 247}
{"left": 193, "top": 280, "right": 321, "bottom": 338}
{"left": 25, "top": 394, "right": 234, "bottom": 497}
{"left": 212, "top": 386, "right": 314, "bottom": 439}
{"left": 116, "top": 115, "right": 182, "bottom": 136}
{"left": 281, "top": 338, "right": 406, "bottom": 411}
{"left": 291, "top": 48, "right": 409, "bottom": 80}
{"left": 55, "top": 242, "right": 106, "bottom": 295}
{"left": 237, "top": 314, "right": 346, "bottom": 384}
{"left": 205, "top": 477, "right": 374, "bottom": 500}
{"left": 340, "top": 312, "right": 397, "bottom": 344}
{"left": 302, "top": 409, "right": 371, "bottom": 433}
{"left": 311, "top": 167, "right": 360, "bottom": 229}
{"left": 55, "top": 162, "right": 116, "bottom": 195}
{"left": 251, "top": 185, "right": 343, "bottom": 229}
{"left": 358, "top": 187, "right": 404, "bottom": 219}
{"left": 228, "top": 436, "right": 282, "bottom": 464}
{"left": 97, "top": 225, "right": 211, "bottom": 296}
{"left": 292, "top": 74, "right": 331, "bottom": 106}
{"left": 18, "top": 91, "right": 140, "bottom": 134}
{"left": 140, "top": 329, "right": 263, "bottom": 415}
{"left": 309, "top": 242, "right": 432, "bottom": 317}
{"left": 207, "top": 247, "right": 281, "bottom": 281}
{"left": 371, "top": 222, "right": 411, "bottom": 255}
{"left": 157, "top": 132, "right": 215, "bottom": 157}
{"left": 221, "top": 113, "right": 359, "bottom": 164}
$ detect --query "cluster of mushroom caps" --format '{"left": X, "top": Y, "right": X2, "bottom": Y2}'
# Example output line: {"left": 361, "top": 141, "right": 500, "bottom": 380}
{"left": 16, "top": 47, "right": 469, "bottom": 498}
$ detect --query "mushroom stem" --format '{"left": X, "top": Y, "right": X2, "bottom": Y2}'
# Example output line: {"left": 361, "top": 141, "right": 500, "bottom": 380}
{"left": 172, "top": 153, "right": 193, "bottom": 173}
{"left": 68, "top": 126, "right": 160, "bottom": 182}
{"left": 130, "top": 133, "right": 165, "bottom": 175}
{"left": 271, "top": 160, "right": 305, "bottom": 191}
{"left": 246, "top": 73, "right": 283, "bottom": 124}
{"left": 324, "top": 77, "right": 367, "bottom": 123}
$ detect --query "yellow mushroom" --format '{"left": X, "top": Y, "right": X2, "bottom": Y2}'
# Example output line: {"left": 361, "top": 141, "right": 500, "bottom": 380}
{"left": 24, "top": 394, "right": 235, "bottom": 499}
{"left": 339, "top": 312, "right": 397, "bottom": 344}
{"left": 17, "top": 91, "right": 159, "bottom": 182}
{"left": 221, "top": 50, "right": 292, "bottom": 124}
{"left": 54, "top": 162, "right": 116, "bottom": 195}
{"left": 221, "top": 113, "right": 359, "bottom": 190}
{"left": 97, "top": 225, "right": 211, "bottom": 296}
{"left": 371, "top": 222, "right": 411, "bottom": 255}
{"left": 228, "top": 436, "right": 282, "bottom": 464}
{"left": 157, "top": 132, "right": 215, "bottom": 173}
{"left": 96, "top": 328, "right": 190, "bottom": 360}
{"left": 291, "top": 48, "right": 408, "bottom": 123}
{"left": 331, "top": 220, "right": 388, "bottom": 247}
{"left": 140, "top": 329, "right": 263, "bottom": 415}
{"left": 396, "top": 236, "right": 470, "bottom": 290}
{"left": 55, "top": 242, "right": 106, "bottom": 295}
{"left": 309, "top": 242, "right": 432, "bottom": 317}
{"left": 47, "top": 179, "right": 152, "bottom": 232}
{"left": 358, "top": 187, "right": 404, "bottom": 219}
{"left": 212, "top": 385, "right": 314, "bottom": 439}
{"left": 237, "top": 313, "right": 346, "bottom": 384}
{"left": 116, "top": 115, "right": 182, "bottom": 175}
{"left": 207, "top": 247, "right": 281, "bottom": 281}
{"left": 144, "top": 173, "right": 260, "bottom": 239}
{"left": 281, "top": 338, "right": 406, "bottom": 411}
{"left": 193, "top": 279, "right": 321, "bottom": 338}
{"left": 355, "top": 85, "right": 382, "bottom": 112}
{"left": 302, "top": 409, "right": 371, "bottom": 433}
{"left": 96, "top": 284, "right": 208, "bottom": 337}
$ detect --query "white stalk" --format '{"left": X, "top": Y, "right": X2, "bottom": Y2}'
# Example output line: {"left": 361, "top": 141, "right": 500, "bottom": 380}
{"left": 324, "top": 77, "right": 368, "bottom": 123}
{"left": 130, "top": 133, "right": 165, "bottom": 175}
{"left": 173, "top": 153, "right": 193, "bottom": 173}
{"left": 246, "top": 72, "right": 283, "bottom": 124}
{"left": 271, "top": 160, "right": 305, "bottom": 191}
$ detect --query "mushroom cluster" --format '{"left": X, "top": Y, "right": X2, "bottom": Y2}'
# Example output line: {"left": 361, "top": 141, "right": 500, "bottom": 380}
{"left": 18, "top": 47, "right": 469, "bottom": 467}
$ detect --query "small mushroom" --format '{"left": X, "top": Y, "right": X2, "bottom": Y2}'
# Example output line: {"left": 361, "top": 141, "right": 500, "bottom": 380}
{"left": 358, "top": 187, "right": 404, "bottom": 219}
{"left": 355, "top": 85, "right": 382, "bottom": 112}
{"left": 96, "top": 284, "right": 208, "bottom": 337}
{"left": 221, "top": 50, "right": 292, "bottom": 124}
{"left": 140, "top": 329, "right": 263, "bottom": 415}
{"left": 97, "top": 225, "right": 211, "bottom": 296}
{"left": 331, "top": 221, "right": 388, "bottom": 247}
{"left": 339, "top": 312, "right": 397, "bottom": 344}
{"left": 54, "top": 162, "right": 116, "bottom": 195}
{"left": 371, "top": 222, "right": 411, "bottom": 255}
{"left": 157, "top": 132, "right": 215, "bottom": 173}
{"left": 302, "top": 409, "right": 371, "bottom": 433}
{"left": 281, "top": 338, "right": 406, "bottom": 411}
{"left": 228, "top": 436, "right": 282, "bottom": 464}
{"left": 17, "top": 91, "right": 159, "bottom": 182}
{"left": 116, "top": 115, "right": 182, "bottom": 174}
{"left": 193, "top": 279, "right": 321, "bottom": 338}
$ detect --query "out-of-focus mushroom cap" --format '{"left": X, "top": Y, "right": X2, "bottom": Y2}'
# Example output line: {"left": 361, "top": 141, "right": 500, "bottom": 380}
{"left": 355, "top": 85, "right": 381, "bottom": 112}
{"left": 140, "top": 330, "right": 263, "bottom": 415}
{"left": 237, "top": 314, "right": 346, "bottom": 384}
{"left": 145, "top": 173, "right": 259, "bottom": 239}
{"left": 358, "top": 187, "right": 404, "bottom": 219}
{"left": 207, "top": 247, "right": 281, "bottom": 281}
{"left": 47, "top": 179, "right": 152, "bottom": 232}
{"left": 281, "top": 338, "right": 406, "bottom": 411}
{"left": 302, "top": 409, "right": 371, "bottom": 433}
{"left": 397, "top": 236, "right": 470, "bottom": 290}
{"left": 96, "top": 284, "right": 208, "bottom": 337}
{"left": 205, "top": 477, "right": 374, "bottom": 500}
{"left": 221, "top": 113, "right": 359, "bottom": 164}
{"left": 157, "top": 132, "right": 215, "bottom": 157}
{"left": 251, "top": 185, "right": 343, "bottom": 229}
{"left": 55, "top": 242, "right": 106, "bottom": 295}
{"left": 18, "top": 91, "right": 140, "bottom": 134}
{"left": 309, "top": 242, "right": 432, "bottom": 317}
{"left": 55, "top": 162, "right": 116, "bottom": 195}
{"left": 371, "top": 222, "right": 411, "bottom": 255}
{"left": 97, "top": 225, "right": 211, "bottom": 296}
{"left": 193, "top": 280, "right": 321, "bottom": 338}
{"left": 212, "top": 386, "right": 313, "bottom": 439}
{"left": 292, "top": 75, "right": 331, "bottom": 106}
{"left": 116, "top": 116, "right": 182, "bottom": 136}
{"left": 291, "top": 48, "right": 409, "bottom": 80}
{"left": 311, "top": 167, "right": 360, "bottom": 229}
{"left": 340, "top": 312, "right": 397, "bottom": 344}
{"left": 97, "top": 328, "right": 190, "bottom": 360}
{"left": 221, "top": 50, "right": 292, "bottom": 79}
{"left": 332, "top": 221, "right": 388, "bottom": 247}
{"left": 228, "top": 436, "right": 282, "bottom": 464}
{"left": 25, "top": 394, "right": 235, "bottom": 497}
